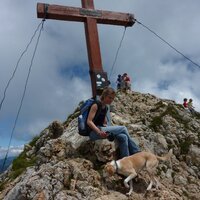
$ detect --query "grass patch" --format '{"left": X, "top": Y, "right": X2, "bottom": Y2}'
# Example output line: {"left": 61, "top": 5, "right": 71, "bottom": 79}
{"left": 150, "top": 101, "right": 166, "bottom": 112}
{"left": 149, "top": 104, "right": 190, "bottom": 132}
{"left": 165, "top": 106, "right": 182, "bottom": 123}
{"left": 0, "top": 181, "right": 6, "bottom": 191}
{"left": 180, "top": 138, "right": 193, "bottom": 154}
{"left": 176, "top": 104, "right": 185, "bottom": 110}
{"left": 149, "top": 116, "right": 163, "bottom": 131}
{"left": 29, "top": 135, "right": 40, "bottom": 147}
{"left": 195, "top": 112, "right": 200, "bottom": 120}
{"left": 164, "top": 105, "right": 190, "bottom": 131}
{"left": 64, "top": 111, "right": 80, "bottom": 127}
{"left": 9, "top": 151, "right": 37, "bottom": 179}
{"left": 198, "top": 132, "right": 200, "bottom": 140}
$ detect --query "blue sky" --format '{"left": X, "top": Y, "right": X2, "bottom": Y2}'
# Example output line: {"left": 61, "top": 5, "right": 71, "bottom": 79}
{"left": 1, "top": 0, "right": 200, "bottom": 159}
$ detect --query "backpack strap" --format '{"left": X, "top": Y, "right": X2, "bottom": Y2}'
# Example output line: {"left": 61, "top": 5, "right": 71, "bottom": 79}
{"left": 94, "top": 101, "right": 109, "bottom": 126}
{"left": 86, "top": 100, "right": 103, "bottom": 133}
{"left": 92, "top": 100, "right": 102, "bottom": 122}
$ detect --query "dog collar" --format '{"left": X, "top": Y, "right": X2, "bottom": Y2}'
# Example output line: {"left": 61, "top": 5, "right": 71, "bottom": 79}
{"left": 114, "top": 160, "right": 119, "bottom": 173}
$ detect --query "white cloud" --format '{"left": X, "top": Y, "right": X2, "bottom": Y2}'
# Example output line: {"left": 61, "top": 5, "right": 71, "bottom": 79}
{"left": 0, "top": 146, "right": 23, "bottom": 159}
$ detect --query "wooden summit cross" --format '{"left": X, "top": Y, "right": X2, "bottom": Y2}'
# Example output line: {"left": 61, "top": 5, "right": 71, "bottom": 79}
{"left": 37, "top": 0, "right": 135, "bottom": 97}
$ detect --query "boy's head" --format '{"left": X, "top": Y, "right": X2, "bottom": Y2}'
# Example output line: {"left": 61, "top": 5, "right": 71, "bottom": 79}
{"left": 100, "top": 87, "right": 116, "bottom": 104}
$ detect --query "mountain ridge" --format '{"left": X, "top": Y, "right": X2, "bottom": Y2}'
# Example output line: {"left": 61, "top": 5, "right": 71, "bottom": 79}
{"left": 0, "top": 90, "right": 200, "bottom": 200}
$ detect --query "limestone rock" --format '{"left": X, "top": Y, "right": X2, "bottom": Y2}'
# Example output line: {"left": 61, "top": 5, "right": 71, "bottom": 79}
{"left": 1, "top": 91, "right": 200, "bottom": 200}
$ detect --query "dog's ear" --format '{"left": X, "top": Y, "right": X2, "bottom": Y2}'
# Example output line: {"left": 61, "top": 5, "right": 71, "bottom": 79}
{"left": 105, "top": 164, "right": 115, "bottom": 175}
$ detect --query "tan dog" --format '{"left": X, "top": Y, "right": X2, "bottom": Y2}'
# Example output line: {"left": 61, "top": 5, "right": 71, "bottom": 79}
{"left": 104, "top": 149, "right": 173, "bottom": 196}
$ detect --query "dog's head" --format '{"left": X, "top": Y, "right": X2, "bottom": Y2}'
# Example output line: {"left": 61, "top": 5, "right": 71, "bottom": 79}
{"left": 104, "top": 163, "right": 116, "bottom": 177}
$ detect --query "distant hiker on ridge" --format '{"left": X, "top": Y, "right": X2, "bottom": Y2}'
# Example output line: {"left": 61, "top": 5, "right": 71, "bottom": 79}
{"left": 116, "top": 74, "right": 122, "bottom": 90}
{"left": 188, "top": 98, "right": 195, "bottom": 114}
{"left": 183, "top": 98, "right": 188, "bottom": 108}
{"left": 122, "top": 73, "right": 131, "bottom": 92}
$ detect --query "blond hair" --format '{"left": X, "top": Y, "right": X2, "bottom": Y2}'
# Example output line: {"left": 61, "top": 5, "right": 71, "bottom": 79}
{"left": 100, "top": 87, "right": 116, "bottom": 100}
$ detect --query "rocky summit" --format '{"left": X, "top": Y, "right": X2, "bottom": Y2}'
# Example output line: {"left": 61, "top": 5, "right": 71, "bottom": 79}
{"left": 0, "top": 91, "right": 200, "bottom": 200}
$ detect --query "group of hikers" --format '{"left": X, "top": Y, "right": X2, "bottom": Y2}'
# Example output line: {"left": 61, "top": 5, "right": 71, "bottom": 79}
{"left": 183, "top": 98, "right": 196, "bottom": 114}
{"left": 116, "top": 73, "right": 131, "bottom": 92}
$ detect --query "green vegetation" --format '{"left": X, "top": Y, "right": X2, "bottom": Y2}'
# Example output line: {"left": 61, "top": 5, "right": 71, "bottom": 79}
{"left": 171, "top": 171, "right": 176, "bottom": 178}
{"left": 64, "top": 111, "right": 80, "bottom": 127}
{"left": 164, "top": 105, "right": 190, "bottom": 131}
{"left": 164, "top": 106, "right": 184, "bottom": 124}
{"left": 150, "top": 101, "right": 166, "bottom": 112}
{"left": 0, "top": 181, "right": 5, "bottom": 191}
{"left": 182, "top": 189, "right": 189, "bottom": 198}
{"left": 195, "top": 112, "right": 200, "bottom": 120}
{"left": 168, "top": 142, "right": 176, "bottom": 150}
{"left": 0, "top": 139, "right": 38, "bottom": 191}
{"left": 29, "top": 135, "right": 40, "bottom": 147}
{"left": 149, "top": 116, "right": 163, "bottom": 131}
{"left": 10, "top": 151, "right": 37, "bottom": 179}
{"left": 120, "top": 107, "right": 125, "bottom": 113}
{"left": 149, "top": 104, "right": 190, "bottom": 132}
{"left": 176, "top": 103, "right": 185, "bottom": 110}
{"left": 198, "top": 132, "right": 200, "bottom": 140}
{"left": 180, "top": 138, "right": 193, "bottom": 154}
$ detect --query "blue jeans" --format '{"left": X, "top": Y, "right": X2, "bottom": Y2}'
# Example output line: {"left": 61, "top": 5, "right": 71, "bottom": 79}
{"left": 89, "top": 125, "right": 140, "bottom": 159}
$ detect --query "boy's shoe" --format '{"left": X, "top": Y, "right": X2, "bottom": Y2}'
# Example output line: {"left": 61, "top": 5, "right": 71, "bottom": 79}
{"left": 106, "top": 131, "right": 115, "bottom": 142}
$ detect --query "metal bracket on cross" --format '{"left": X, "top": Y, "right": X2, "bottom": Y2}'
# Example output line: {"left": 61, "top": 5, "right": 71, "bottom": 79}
{"left": 90, "top": 70, "right": 109, "bottom": 96}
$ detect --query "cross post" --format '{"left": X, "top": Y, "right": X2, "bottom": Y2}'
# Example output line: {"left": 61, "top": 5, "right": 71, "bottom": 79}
{"left": 37, "top": 0, "right": 135, "bottom": 97}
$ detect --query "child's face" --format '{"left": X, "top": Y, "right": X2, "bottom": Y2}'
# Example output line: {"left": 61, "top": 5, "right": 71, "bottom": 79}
{"left": 104, "top": 94, "right": 115, "bottom": 105}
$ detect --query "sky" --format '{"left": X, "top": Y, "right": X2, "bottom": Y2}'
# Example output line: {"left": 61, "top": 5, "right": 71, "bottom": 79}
{"left": 0, "top": 0, "right": 200, "bottom": 159}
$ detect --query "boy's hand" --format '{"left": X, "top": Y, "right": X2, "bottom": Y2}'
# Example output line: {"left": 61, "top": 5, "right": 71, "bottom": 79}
{"left": 99, "top": 131, "right": 108, "bottom": 138}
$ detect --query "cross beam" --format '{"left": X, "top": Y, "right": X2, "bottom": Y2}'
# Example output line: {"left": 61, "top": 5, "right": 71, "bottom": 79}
{"left": 37, "top": 0, "right": 135, "bottom": 97}
{"left": 37, "top": 4, "right": 134, "bottom": 26}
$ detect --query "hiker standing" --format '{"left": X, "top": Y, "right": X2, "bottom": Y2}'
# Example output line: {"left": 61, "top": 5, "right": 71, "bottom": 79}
{"left": 116, "top": 74, "right": 122, "bottom": 90}
{"left": 183, "top": 98, "right": 188, "bottom": 108}
{"left": 123, "top": 73, "right": 131, "bottom": 91}
{"left": 87, "top": 87, "right": 140, "bottom": 159}
{"left": 188, "top": 98, "right": 195, "bottom": 114}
